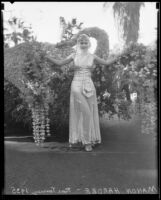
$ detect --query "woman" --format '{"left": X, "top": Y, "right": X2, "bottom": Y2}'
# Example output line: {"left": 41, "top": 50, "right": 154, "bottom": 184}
{"left": 46, "top": 34, "right": 124, "bottom": 152}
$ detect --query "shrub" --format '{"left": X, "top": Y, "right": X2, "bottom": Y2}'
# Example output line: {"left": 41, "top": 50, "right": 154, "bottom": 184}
{"left": 4, "top": 36, "right": 157, "bottom": 139}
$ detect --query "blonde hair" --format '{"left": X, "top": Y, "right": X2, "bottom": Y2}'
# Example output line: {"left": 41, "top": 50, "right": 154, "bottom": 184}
{"left": 77, "top": 34, "right": 91, "bottom": 48}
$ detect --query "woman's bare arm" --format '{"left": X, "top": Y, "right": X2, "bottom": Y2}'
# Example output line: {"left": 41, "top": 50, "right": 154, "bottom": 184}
{"left": 93, "top": 54, "right": 121, "bottom": 66}
{"left": 45, "top": 55, "right": 73, "bottom": 66}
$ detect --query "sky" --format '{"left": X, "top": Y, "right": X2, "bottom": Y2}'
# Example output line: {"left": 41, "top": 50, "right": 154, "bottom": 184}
{"left": 3, "top": 2, "right": 158, "bottom": 52}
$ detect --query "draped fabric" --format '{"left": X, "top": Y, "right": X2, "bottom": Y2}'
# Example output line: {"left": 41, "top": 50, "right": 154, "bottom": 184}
{"left": 69, "top": 53, "right": 101, "bottom": 145}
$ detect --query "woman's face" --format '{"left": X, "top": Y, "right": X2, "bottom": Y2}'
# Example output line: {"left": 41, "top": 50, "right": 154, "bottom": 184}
{"left": 79, "top": 39, "right": 90, "bottom": 50}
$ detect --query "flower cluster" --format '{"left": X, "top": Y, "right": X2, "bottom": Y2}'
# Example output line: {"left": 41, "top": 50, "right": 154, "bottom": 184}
{"left": 31, "top": 102, "right": 50, "bottom": 145}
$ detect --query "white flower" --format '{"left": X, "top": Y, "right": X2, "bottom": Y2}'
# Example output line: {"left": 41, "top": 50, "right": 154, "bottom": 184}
{"left": 103, "top": 91, "right": 111, "bottom": 98}
{"left": 26, "top": 82, "right": 34, "bottom": 90}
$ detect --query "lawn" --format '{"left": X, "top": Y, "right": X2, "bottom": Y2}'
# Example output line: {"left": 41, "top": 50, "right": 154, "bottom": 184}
{"left": 4, "top": 115, "right": 158, "bottom": 195}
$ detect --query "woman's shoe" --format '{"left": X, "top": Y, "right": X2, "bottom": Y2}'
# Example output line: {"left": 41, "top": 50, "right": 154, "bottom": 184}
{"left": 85, "top": 144, "right": 92, "bottom": 152}
{"left": 91, "top": 143, "right": 95, "bottom": 148}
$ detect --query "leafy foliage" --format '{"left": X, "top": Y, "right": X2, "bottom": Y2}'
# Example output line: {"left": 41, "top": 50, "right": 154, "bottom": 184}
{"left": 103, "top": 2, "right": 145, "bottom": 45}
{"left": 4, "top": 16, "right": 36, "bottom": 47}
{"left": 4, "top": 78, "right": 32, "bottom": 126}
{"left": 4, "top": 25, "right": 157, "bottom": 137}
{"left": 59, "top": 17, "right": 84, "bottom": 40}
{"left": 4, "top": 41, "right": 74, "bottom": 131}
{"left": 116, "top": 42, "right": 157, "bottom": 134}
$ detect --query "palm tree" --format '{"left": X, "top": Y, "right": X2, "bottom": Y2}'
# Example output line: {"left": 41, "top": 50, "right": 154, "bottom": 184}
{"left": 103, "top": 2, "right": 145, "bottom": 102}
{"left": 103, "top": 2, "right": 145, "bottom": 45}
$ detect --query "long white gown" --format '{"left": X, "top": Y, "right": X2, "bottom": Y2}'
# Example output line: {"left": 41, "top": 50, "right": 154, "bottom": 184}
{"left": 69, "top": 52, "right": 101, "bottom": 146}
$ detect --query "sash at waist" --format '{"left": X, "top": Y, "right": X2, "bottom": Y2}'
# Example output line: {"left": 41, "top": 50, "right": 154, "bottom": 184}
{"left": 73, "top": 71, "right": 92, "bottom": 81}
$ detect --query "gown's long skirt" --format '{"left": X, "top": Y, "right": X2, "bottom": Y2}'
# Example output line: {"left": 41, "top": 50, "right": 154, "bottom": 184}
{"left": 69, "top": 74, "right": 101, "bottom": 145}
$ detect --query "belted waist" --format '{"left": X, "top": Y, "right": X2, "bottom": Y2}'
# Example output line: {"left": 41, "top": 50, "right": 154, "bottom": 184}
{"left": 73, "top": 70, "right": 92, "bottom": 81}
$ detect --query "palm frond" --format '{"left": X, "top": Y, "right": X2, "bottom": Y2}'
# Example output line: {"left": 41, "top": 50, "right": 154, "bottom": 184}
{"left": 112, "top": 2, "right": 145, "bottom": 45}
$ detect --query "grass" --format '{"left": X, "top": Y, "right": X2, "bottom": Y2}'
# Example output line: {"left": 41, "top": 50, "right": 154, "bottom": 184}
{"left": 4, "top": 114, "right": 158, "bottom": 194}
